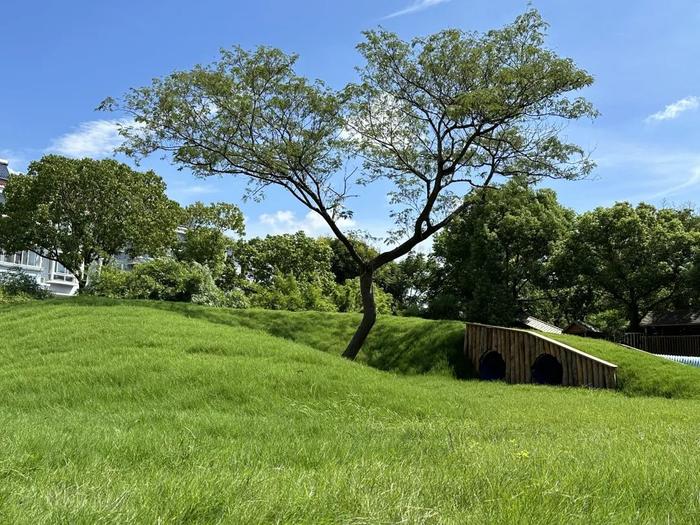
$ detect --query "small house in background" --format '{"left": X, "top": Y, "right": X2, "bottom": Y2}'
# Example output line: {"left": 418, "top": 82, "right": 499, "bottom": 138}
{"left": 515, "top": 314, "right": 563, "bottom": 334}
{"left": 564, "top": 320, "right": 605, "bottom": 339}
{"left": 640, "top": 311, "right": 700, "bottom": 336}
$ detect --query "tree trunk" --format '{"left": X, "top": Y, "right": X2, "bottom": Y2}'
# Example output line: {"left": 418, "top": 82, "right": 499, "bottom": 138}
{"left": 342, "top": 269, "right": 377, "bottom": 360}
{"left": 627, "top": 305, "right": 642, "bottom": 332}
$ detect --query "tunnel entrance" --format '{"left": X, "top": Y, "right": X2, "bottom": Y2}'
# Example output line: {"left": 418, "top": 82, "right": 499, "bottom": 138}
{"left": 531, "top": 354, "right": 563, "bottom": 385}
{"left": 479, "top": 351, "right": 506, "bottom": 381}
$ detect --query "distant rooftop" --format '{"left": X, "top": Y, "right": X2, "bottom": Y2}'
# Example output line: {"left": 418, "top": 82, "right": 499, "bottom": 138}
{"left": 641, "top": 310, "right": 700, "bottom": 327}
{"left": 517, "top": 314, "right": 563, "bottom": 334}
{"left": 0, "top": 159, "right": 9, "bottom": 182}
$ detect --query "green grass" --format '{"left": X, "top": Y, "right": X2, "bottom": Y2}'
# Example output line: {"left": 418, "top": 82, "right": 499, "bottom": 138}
{"left": 144, "top": 298, "right": 700, "bottom": 400}
{"left": 1, "top": 299, "right": 700, "bottom": 523}
{"left": 547, "top": 333, "right": 700, "bottom": 399}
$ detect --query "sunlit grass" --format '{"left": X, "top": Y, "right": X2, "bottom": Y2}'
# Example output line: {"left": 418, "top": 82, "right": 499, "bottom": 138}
{"left": 0, "top": 299, "right": 699, "bottom": 523}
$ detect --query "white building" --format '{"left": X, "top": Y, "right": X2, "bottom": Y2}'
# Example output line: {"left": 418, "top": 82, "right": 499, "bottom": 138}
{"left": 0, "top": 159, "right": 79, "bottom": 296}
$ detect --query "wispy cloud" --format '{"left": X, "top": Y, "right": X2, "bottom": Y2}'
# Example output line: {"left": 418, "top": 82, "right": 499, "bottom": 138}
{"left": 383, "top": 0, "right": 451, "bottom": 19}
{"left": 256, "top": 210, "right": 355, "bottom": 237}
{"left": 594, "top": 141, "right": 700, "bottom": 203}
{"left": 646, "top": 96, "right": 699, "bottom": 122}
{"left": 46, "top": 119, "right": 131, "bottom": 158}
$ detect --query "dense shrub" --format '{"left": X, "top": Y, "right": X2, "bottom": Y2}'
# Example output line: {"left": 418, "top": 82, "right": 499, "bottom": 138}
{"left": 87, "top": 259, "right": 248, "bottom": 306}
{"left": 0, "top": 270, "right": 51, "bottom": 302}
{"left": 333, "top": 278, "right": 393, "bottom": 314}
{"left": 87, "top": 259, "right": 397, "bottom": 314}
{"left": 248, "top": 273, "right": 337, "bottom": 312}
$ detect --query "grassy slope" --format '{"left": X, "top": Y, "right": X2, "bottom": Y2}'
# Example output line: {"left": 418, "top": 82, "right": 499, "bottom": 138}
{"left": 547, "top": 333, "right": 700, "bottom": 399}
{"left": 142, "top": 298, "right": 700, "bottom": 400}
{"left": 1, "top": 300, "right": 700, "bottom": 523}
{"left": 120, "top": 298, "right": 472, "bottom": 377}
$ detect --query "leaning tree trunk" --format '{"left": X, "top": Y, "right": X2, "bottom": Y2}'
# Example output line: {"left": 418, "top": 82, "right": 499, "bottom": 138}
{"left": 342, "top": 269, "right": 377, "bottom": 360}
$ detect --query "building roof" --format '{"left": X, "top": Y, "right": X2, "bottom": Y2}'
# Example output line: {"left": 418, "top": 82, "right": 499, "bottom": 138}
{"left": 518, "top": 314, "right": 563, "bottom": 334}
{"left": 640, "top": 310, "right": 700, "bottom": 327}
{"left": 0, "top": 159, "right": 9, "bottom": 182}
{"left": 564, "top": 320, "right": 602, "bottom": 333}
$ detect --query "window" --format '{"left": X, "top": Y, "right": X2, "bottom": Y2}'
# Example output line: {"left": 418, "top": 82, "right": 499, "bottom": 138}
{"left": 0, "top": 250, "right": 41, "bottom": 268}
{"left": 51, "top": 261, "right": 75, "bottom": 282}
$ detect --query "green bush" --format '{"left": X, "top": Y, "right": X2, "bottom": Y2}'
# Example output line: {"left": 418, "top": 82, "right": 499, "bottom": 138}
{"left": 249, "top": 273, "right": 337, "bottom": 312}
{"left": 87, "top": 259, "right": 247, "bottom": 306}
{"left": 0, "top": 270, "right": 51, "bottom": 300}
{"left": 333, "top": 277, "right": 393, "bottom": 314}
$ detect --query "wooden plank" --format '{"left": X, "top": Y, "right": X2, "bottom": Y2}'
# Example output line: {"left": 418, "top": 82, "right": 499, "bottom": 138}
{"left": 512, "top": 330, "right": 521, "bottom": 383}
{"left": 585, "top": 357, "right": 594, "bottom": 387}
{"left": 593, "top": 362, "right": 602, "bottom": 388}
{"left": 575, "top": 355, "right": 584, "bottom": 387}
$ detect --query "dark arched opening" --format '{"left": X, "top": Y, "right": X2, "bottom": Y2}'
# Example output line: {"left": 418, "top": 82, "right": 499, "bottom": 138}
{"left": 531, "top": 354, "right": 563, "bottom": 385}
{"left": 479, "top": 351, "right": 506, "bottom": 381}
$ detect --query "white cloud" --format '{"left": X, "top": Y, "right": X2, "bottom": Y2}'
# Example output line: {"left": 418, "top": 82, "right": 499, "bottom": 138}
{"left": 383, "top": 0, "right": 451, "bottom": 19}
{"left": 257, "top": 210, "right": 355, "bottom": 236}
{"left": 46, "top": 119, "right": 131, "bottom": 158}
{"left": 646, "top": 96, "right": 699, "bottom": 122}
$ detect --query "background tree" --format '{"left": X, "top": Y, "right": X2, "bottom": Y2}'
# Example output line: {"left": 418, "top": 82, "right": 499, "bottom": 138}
{"left": 230, "top": 232, "right": 336, "bottom": 287}
{"left": 430, "top": 178, "right": 574, "bottom": 325}
{"left": 554, "top": 202, "right": 700, "bottom": 331}
{"left": 0, "top": 155, "right": 180, "bottom": 289}
{"left": 176, "top": 201, "right": 245, "bottom": 278}
{"left": 102, "top": 9, "right": 596, "bottom": 358}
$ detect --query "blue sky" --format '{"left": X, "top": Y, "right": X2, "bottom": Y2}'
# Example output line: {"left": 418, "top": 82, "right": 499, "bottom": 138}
{"left": 2, "top": 0, "right": 699, "bottom": 239}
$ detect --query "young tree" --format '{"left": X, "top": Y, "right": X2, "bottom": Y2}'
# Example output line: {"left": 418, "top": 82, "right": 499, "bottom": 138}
{"left": 0, "top": 155, "right": 180, "bottom": 289}
{"left": 176, "top": 202, "right": 245, "bottom": 278}
{"left": 101, "top": 10, "right": 596, "bottom": 358}
{"left": 431, "top": 178, "right": 574, "bottom": 325}
{"left": 554, "top": 203, "right": 700, "bottom": 331}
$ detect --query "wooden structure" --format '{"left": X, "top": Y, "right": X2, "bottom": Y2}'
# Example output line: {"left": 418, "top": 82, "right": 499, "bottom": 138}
{"left": 564, "top": 320, "right": 604, "bottom": 339}
{"left": 640, "top": 310, "right": 700, "bottom": 336}
{"left": 464, "top": 323, "right": 617, "bottom": 389}
{"left": 623, "top": 333, "right": 700, "bottom": 357}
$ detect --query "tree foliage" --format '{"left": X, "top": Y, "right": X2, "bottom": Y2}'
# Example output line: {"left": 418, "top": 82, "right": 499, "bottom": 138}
{"left": 102, "top": 9, "right": 596, "bottom": 357}
{"left": 0, "top": 155, "right": 180, "bottom": 289}
{"left": 431, "top": 178, "right": 574, "bottom": 324}
{"left": 554, "top": 203, "right": 700, "bottom": 331}
{"left": 176, "top": 202, "right": 244, "bottom": 278}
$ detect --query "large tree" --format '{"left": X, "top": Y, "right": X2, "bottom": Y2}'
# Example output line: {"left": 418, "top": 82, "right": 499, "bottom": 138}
{"left": 554, "top": 203, "right": 700, "bottom": 331}
{"left": 0, "top": 155, "right": 180, "bottom": 289}
{"left": 431, "top": 178, "right": 574, "bottom": 325}
{"left": 101, "top": 10, "right": 596, "bottom": 358}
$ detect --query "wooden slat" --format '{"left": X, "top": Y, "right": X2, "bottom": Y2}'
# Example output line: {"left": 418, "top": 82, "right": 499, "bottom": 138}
{"left": 463, "top": 322, "right": 618, "bottom": 390}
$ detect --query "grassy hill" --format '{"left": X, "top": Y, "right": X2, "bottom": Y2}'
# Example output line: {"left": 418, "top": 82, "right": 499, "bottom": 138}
{"left": 147, "top": 298, "right": 700, "bottom": 400}
{"left": 1, "top": 299, "right": 700, "bottom": 523}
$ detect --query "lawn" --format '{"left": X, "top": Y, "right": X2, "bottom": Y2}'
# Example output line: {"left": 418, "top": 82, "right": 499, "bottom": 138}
{"left": 1, "top": 299, "right": 699, "bottom": 523}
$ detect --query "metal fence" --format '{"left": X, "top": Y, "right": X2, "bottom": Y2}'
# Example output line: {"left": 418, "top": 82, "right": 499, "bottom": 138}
{"left": 623, "top": 333, "right": 700, "bottom": 357}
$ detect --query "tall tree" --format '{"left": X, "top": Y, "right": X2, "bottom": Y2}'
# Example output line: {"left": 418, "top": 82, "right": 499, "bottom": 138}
{"left": 554, "top": 203, "right": 700, "bottom": 331}
{"left": 176, "top": 201, "right": 245, "bottom": 278}
{"left": 0, "top": 155, "right": 180, "bottom": 289}
{"left": 101, "top": 10, "right": 596, "bottom": 358}
{"left": 431, "top": 178, "right": 574, "bottom": 324}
